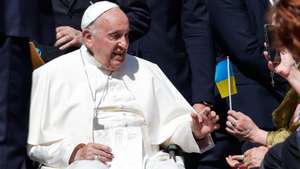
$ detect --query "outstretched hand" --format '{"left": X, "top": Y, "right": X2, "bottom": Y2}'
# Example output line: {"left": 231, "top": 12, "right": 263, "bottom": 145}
{"left": 191, "top": 107, "right": 219, "bottom": 140}
{"left": 226, "top": 146, "right": 269, "bottom": 169}
{"left": 226, "top": 155, "right": 248, "bottom": 169}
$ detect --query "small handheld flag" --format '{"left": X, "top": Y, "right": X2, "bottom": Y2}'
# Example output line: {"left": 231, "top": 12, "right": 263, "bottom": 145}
{"left": 215, "top": 56, "right": 237, "bottom": 109}
{"left": 29, "top": 42, "right": 45, "bottom": 70}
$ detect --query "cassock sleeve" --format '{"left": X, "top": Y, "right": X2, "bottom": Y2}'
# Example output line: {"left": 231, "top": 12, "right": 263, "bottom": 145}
{"left": 27, "top": 67, "right": 78, "bottom": 167}
{"left": 149, "top": 63, "right": 214, "bottom": 153}
{"left": 28, "top": 140, "right": 77, "bottom": 168}
{"left": 169, "top": 121, "right": 214, "bottom": 153}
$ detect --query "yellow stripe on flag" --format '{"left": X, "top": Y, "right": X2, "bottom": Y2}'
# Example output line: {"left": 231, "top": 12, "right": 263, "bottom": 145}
{"left": 216, "top": 76, "right": 237, "bottom": 98}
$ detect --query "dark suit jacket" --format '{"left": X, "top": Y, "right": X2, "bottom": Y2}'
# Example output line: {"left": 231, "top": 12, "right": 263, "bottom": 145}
{"left": 263, "top": 130, "right": 300, "bottom": 169}
{"left": 37, "top": 0, "right": 150, "bottom": 62}
{"left": 281, "top": 130, "right": 300, "bottom": 169}
{"left": 128, "top": 0, "right": 215, "bottom": 104}
{"left": 208, "top": 0, "right": 287, "bottom": 130}
{"left": 0, "top": 0, "right": 40, "bottom": 168}
{"left": 0, "top": 0, "right": 39, "bottom": 38}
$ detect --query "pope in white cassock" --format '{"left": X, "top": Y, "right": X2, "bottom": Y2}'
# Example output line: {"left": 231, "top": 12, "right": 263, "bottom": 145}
{"left": 27, "top": 1, "right": 220, "bottom": 169}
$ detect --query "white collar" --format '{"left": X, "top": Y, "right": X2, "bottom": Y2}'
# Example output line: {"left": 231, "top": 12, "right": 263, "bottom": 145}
{"left": 80, "top": 45, "right": 112, "bottom": 74}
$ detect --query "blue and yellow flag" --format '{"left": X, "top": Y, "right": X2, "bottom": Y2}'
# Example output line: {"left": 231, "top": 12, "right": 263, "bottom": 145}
{"left": 214, "top": 59, "right": 237, "bottom": 98}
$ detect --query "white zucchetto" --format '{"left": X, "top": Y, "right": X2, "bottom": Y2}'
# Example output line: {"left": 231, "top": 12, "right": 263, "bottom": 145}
{"left": 81, "top": 1, "right": 119, "bottom": 29}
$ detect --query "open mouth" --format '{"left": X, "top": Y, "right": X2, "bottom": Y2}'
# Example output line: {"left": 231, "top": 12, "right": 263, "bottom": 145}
{"left": 112, "top": 52, "right": 125, "bottom": 62}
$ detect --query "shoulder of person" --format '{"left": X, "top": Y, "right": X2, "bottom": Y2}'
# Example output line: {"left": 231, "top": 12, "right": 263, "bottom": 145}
{"left": 34, "top": 49, "right": 81, "bottom": 76}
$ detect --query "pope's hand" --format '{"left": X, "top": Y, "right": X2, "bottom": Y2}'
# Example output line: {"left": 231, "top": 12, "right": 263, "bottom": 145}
{"left": 74, "top": 143, "right": 114, "bottom": 164}
{"left": 191, "top": 107, "right": 219, "bottom": 140}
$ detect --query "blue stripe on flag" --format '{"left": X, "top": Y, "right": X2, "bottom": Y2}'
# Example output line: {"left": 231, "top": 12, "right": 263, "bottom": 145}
{"left": 215, "top": 59, "right": 234, "bottom": 83}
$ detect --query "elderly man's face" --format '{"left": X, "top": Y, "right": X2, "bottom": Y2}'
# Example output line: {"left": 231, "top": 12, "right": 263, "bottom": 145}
{"left": 84, "top": 8, "right": 129, "bottom": 71}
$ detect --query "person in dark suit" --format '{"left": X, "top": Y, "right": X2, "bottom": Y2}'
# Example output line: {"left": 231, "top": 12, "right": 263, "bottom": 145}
{"left": 0, "top": 0, "right": 39, "bottom": 168}
{"left": 261, "top": 130, "right": 300, "bottom": 169}
{"left": 192, "top": 0, "right": 288, "bottom": 168}
{"left": 281, "top": 129, "right": 300, "bottom": 169}
{"left": 39, "top": 0, "right": 150, "bottom": 62}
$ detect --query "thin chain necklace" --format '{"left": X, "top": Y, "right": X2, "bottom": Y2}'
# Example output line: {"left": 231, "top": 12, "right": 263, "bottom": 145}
{"left": 80, "top": 48, "right": 112, "bottom": 143}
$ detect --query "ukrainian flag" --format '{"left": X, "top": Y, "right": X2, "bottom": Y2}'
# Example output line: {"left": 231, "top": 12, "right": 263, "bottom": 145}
{"left": 215, "top": 59, "right": 237, "bottom": 98}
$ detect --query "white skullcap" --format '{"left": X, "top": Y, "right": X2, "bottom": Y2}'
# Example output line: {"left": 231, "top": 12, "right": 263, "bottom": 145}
{"left": 81, "top": 1, "right": 119, "bottom": 29}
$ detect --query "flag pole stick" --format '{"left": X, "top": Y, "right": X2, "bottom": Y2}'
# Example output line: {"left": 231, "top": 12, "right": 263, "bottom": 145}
{"left": 227, "top": 56, "right": 232, "bottom": 110}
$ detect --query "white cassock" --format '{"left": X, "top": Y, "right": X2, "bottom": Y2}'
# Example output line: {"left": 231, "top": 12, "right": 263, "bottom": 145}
{"left": 27, "top": 45, "right": 214, "bottom": 169}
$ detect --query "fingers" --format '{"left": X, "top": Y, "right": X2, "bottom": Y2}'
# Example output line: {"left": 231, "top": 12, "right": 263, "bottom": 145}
{"left": 191, "top": 111, "right": 203, "bottom": 124}
{"left": 227, "top": 111, "right": 252, "bottom": 130}
{"left": 209, "top": 111, "right": 220, "bottom": 130}
{"left": 191, "top": 107, "right": 210, "bottom": 122}
{"left": 91, "top": 144, "right": 114, "bottom": 164}
{"left": 201, "top": 107, "right": 211, "bottom": 121}
{"left": 225, "top": 126, "right": 236, "bottom": 135}
{"left": 230, "top": 155, "right": 244, "bottom": 161}
{"left": 93, "top": 150, "right": 114, "bottom": 164}
{"left": 208, "top": 110, "right": 216, "bottom": 120}
{"left": 267, "top": 61, "right": 275, "bottom": 71}
{"left": 192, "top": 108, "right": 219, "bottom": 126}
{"left": 241, "top": 147, "right": 266, "bottom": 168}
{"left": 226, "top": 119, "right": 245, "bottom": 138}
{"left": 58, "top": 39, "right": 78, "bottom": 50}
{"left": 193, "top": 103, "right": 209, "bottom": 113}
{"left": 77, "top": 143, "right": 114, "bottom": 163}
{"left": 226, "top": 115, "right": 237, "bottom": 132}
{"left": 56, "top": 26, "right": 71, "bottom": 40}
{"left": 227, "top": 110, "right": 242, "bottom": 120}
{"left": 226, "top": 151, "right": 264, "bottom": 169}
{"left": 55, "top": 26, "right": 82, "bottom": 49}
{"left": 91, "top": 143, "right": 112, "bottom": 155}
{"left": 54, "top": 35, "right": 72, "bottom": 48}
{"left": 263, "top": 50, "right": 270, "bottom": 61}
{"left": 191, "top": 108, "right": 220, "bottom": 139}
{"left": 225, "top": 155, "right": 243, "bottom": 168}
{"left": 226, "top": 121, "right": 235, "bottom": 131}
{"left": 56, "top": 26, "right": 69, "bottom": 33}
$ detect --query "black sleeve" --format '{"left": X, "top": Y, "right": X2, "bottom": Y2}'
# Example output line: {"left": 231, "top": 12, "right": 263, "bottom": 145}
{"left": 182, "top": 0, "right": 216, "bottom": 104}
{"left": 207, "top": 0, "right": 279, "bottom": 86}
{"left": 118, "top": 0, "right": 151, "bottom": 42}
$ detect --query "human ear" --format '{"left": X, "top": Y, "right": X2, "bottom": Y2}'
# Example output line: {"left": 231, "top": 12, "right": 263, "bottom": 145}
{"left": 82, "top": 29, "right": 93, "bottom": 49}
